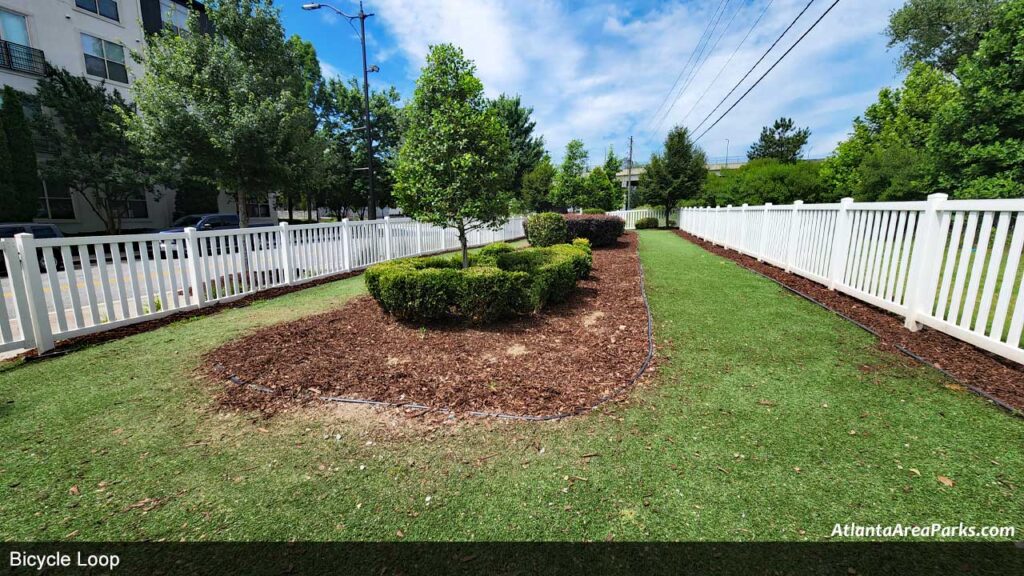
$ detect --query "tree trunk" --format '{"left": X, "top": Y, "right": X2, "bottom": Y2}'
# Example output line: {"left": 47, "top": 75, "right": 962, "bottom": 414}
{"left": 237, "top": 189, "right": 249, "bottom": 228}
{"left": 458, "top": 225, "right": 469, "bottom": 269}
{"left": 288, "top": 195, "right": 294, "bottom": 222}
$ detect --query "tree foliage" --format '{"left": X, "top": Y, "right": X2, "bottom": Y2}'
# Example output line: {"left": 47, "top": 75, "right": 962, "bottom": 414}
{"left": 638, "top": 126, "right": 707, "bottom": 214}
{"left": 701, "top": 159, "right": 828, "bottom": 206}
{"left": 489, "top": 94, "right": 544, "bottom": 198}
{"left": 820, "top": 63, "right": 956, "bottom": 201}
{"left": 520, "top": 154, "right": 557, "bottom": 213}
{"left": 552, "top": 139, "right": 589, "bottom": 209}
{"left": 0, "top": 88, "right": 40, "bottom": 222}
{"left": 394, "top": 44, "right": 512, "bottom": 268}
{"left": 886, "top": 0, "right": 1004, "bottom": 75}
{"left": 127, "top": 0, "right": 314, "bottom": 227}
{"left": 34, "top": 70, "right": 156, "bottom": 234}
{"left": 747, "top": 117, "right": 810, "bottom": 163}
{"left": 931, "top": 0, "right": 1024, "bottom": 198}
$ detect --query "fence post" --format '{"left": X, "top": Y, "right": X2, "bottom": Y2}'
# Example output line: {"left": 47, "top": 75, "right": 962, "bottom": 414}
{"left": 416, "top": 221, "right": 424, "bottom": 255}
{"left": 756, "top": 203, "right": 771, "bottom": 261}
{"left": 341, "top": 218, "right": 352, "bottom": 271}
{"left": 13, "top": 233, "right": 53, "bottom": 353}
{"left": 723, "top": 205, "right": 733, "bottom": 249}
{"left": 784, "top": 201, "right": 803, "bottom": 273}
{"left": 183, "top": 227, "right": 206, "bottom": 308}
{"left": 903, "top": 193, "right": 948, "bottom": 331}
{"left": 679, "top": 208, "right": 684, "bottom": 230}
{"left": 383, "top": 216, "right": 392, "bottom": 260}
{"left": 2, "top": 240, "right": 34, "bottom": 349}
{"left": 278, "top": 222, "right": 294, "bottom": 285}
{"left": 827, "top": 197, "right": 854, "bottom": 289}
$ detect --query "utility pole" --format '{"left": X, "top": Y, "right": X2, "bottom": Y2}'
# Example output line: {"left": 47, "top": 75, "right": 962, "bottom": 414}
{"left": 626, "top": 135, "right": 633, "bottom": 210}
{"left": 302, "top": 2, "right": 378, "bottom": 219}
{"left": 725, "top": 138, "right": 730, "bottom": 170}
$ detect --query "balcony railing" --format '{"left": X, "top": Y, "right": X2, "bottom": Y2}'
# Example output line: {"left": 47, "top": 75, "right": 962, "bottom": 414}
{"left": 0, "top": 39, "right": 46, "bottom": 76}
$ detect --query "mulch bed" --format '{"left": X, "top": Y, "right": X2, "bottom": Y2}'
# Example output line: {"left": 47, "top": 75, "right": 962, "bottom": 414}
{"left": 675, "top": 230, "right": 1024, "bottom": 414}
{"left": 206, "top": 233, "right": 652, "bottom": 418}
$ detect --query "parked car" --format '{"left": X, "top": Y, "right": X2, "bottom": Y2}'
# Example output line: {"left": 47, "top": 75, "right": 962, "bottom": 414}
{"left": 0, "top": 223, "right": 65, "bottom": 275}
{"left": 159, "top": 214, "right": 273, "bottom": 255}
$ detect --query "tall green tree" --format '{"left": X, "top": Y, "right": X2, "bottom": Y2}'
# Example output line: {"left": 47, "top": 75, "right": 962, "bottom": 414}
{"left": 584, "top": 168, "right": 620, "bottom": 211}
{"left": 394, "top": 44, "right": 512, "bottom": 268}
{"left": 1, "top": 87, "right": 42, "bottom": 222}
{"left": 602, "top": 146, "right": 624, "bottom": 210}
{"left": 747, "top": 117, "right": 810, "bottom": 163}
{"left": 638, "top": 126, "right": 707, "bottom": 217}
{"left": 701, "top": 159, "right": 828, "bottom": 206}
{"left": 325, "top": 78, "right": 403, "bottom": 217}
{"left": 821, "top": 63, "right": 956, "bottom": 201}
{"left": 489, "top": 94, "right": 544, "bottom": 198}
{"left": 551, "top": 139, "right": 589, "bottom": 209}
{"left": 127, "top": 0, "right": 313, "bottom": 227}
{"left": 520, "top": 154, "right": 556, "bottom": 212}
{"left": 931, "top": 0, "right": 1024, "bottom": 198}
{"left": 34, "top": 70, "right": 156, "bottom": 234}
{"left": 886, "top": 0, "right": 1004, "bottom": 75}
{"left": 0, "top": 112, "right": 12, "bottom": 220}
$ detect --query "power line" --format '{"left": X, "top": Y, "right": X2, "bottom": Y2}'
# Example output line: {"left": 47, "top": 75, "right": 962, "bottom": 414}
{"left": 643, "top": 0, "right": 729, "bottom": 133}
{"left": 653, "top": 0, "right": 742, "bottom": 134}
{"left": 694, "top": 0, "right": 844, "bottom": 142}
{"left": 680, "top": 0, "right": 775, "bottom": 125}
{"left": 689, "top": 0, "right": 818, "bottom": 136}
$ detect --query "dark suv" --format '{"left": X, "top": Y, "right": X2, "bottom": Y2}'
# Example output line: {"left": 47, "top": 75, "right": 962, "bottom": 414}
{"left": 0, "top": 223, "right": 65, "bottom": 275}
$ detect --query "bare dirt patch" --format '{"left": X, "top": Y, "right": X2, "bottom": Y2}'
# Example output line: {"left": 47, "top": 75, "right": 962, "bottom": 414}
{"left": 675, "top": 230, "right": 1024, "bottom": 413}
{"left": 206, "top": 233, "right": 651, "bottom": 417}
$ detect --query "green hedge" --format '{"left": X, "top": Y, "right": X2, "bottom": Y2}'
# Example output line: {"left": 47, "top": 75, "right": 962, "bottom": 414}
{"left": 634, "top": 217, "right": 660, "bottom": 229}
{"left": 365, "top": 241, "right": 592, "bottom": 323}
{"left": 525, "top": 212, "right": 567, "bottom": 247}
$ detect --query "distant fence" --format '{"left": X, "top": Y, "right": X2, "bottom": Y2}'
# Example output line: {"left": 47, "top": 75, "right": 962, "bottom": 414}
{"left": 608, "top": 208, "right": 666, "bottom": 230}
{"left": 0, "top": 216, "right": 525, "bottom": 355}
{"left": 679, "top": 195, "right": 1024, "bottom": 365}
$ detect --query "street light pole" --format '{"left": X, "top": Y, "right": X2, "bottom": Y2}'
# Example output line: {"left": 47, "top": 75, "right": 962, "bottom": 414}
{"left": 302, "top": 2, "right": 378, "bottom": 220}
{"left": 725, "top": 139, "right": 730, "bottom": 170}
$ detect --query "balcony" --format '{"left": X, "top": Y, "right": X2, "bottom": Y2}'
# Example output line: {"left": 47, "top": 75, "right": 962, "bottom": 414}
{"left": 0, "top": 40, "right": 46, "bottom": 76}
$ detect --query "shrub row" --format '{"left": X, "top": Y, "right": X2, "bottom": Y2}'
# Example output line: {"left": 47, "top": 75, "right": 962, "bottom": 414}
{"left": 526, "top": 212, "right": 625, "bottom": 247}
{"left": 634, "top": 217, "right": 660, "bottom": 229}
{"left": 565, "top": 214, "right": 625, "bottom": 247}
{"left": 365, "top": 241, "right": 592, "bottom": 324}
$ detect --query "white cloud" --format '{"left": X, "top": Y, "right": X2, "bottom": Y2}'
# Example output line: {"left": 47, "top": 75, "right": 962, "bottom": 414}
{"left": 368, "top": 0, "right": 905, "bottom": 162}
{"left": 319, "top": 59, "right": 343, "bottom": 80}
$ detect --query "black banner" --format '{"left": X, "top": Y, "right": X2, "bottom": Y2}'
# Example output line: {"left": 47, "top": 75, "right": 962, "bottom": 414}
{"left": 0, "top": 543, "right": 1021, "bottom": 575}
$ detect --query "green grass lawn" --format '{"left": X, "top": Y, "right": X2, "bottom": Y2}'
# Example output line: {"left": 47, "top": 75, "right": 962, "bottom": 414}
{"left": 0, "top": 231, "right": 1020, "bottom": 541}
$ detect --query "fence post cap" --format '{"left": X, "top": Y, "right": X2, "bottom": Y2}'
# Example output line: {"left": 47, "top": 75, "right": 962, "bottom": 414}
{"left": 927, "top": 193, "right": 949, "bottom": 202}
{"left": 840, "top": 197, "right": 854, "bottom": 205}
{"left": 13, "top": 232, "right": 35, "bottom": 239}
{"left": 742, "top": 203, "right": 748, "bottom": 207}
{"left": 793, "top": 200, "right": 804, "bottom": 206}
{"left": 183, "top": 226, "right": 197, "bottom": 233}
{"left": 278, "top": 221, "right": 289, "bottom": 228}
{"left": 384, "top": 216, "right": 390, "bottom": 221}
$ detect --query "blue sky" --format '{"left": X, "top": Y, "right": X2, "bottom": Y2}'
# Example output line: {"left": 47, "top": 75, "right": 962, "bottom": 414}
{"left": 278, "top": 0, "right": 906, "bottom": 164}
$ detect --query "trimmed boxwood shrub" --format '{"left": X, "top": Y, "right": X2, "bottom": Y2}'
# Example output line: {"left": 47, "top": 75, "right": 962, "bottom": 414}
{"left": 525, "top": 212, "right": 568, "bottom": 247}
{"left": 365, "top": 241, "right": 591, "bottom": 323}
{"left": 582, "top": 208, "right": 606, "bottom": 214}
{"left": 564, "top": 214, "right": 625, "bottom": 247}
{"left": 634, "top": 217, "right": 660, "bottom": 229}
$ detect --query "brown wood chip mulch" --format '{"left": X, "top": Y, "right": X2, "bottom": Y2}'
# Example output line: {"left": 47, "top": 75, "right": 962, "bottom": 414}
{"left": 206, "top": 233, "right": 652, "bottom": 418}
{"left": 674, "top": 230, "right": 1024, "bottom": 414}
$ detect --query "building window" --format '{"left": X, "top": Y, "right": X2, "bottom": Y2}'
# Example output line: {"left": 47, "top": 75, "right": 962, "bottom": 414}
{"left": 159, "top": 0, "right": 190, "bottom": 34}
{"left": 110, "top": 192, "right": 149, "bottom": 220}
{"left": 37, "top": 180, "right": 76, "bottom": 220}
{"left": 81, "top": 33, "right": 128, "bottom": 83}
{"left": 0, "top": 9, "right": 29, "bottom": 46}
{"left": 76, "top": 0, "right": 119, "bottom": 22}
{"left": 247, "top": 201, "right": 271, "bottom": 218}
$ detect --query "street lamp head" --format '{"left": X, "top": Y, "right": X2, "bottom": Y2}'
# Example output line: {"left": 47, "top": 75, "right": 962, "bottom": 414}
{"left": 301, "top": 3, "right": 322, "bottom": 10}
{"left": 367, "top": 64, "right": 380, "bottom": 73}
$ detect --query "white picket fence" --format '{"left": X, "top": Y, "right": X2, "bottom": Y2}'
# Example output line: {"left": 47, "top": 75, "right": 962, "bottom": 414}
{"left": 0, "top": 216, "right": 525, "bottom": 355}
{"left": 679, "top": 195, "right": 1024, "bottom": 365}
{"left": 607, "top": 208, "right": 666, "bottom": 229}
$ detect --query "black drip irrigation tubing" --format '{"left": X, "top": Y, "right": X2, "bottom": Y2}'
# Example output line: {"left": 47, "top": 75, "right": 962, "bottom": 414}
{"left": 694, "top": 237, "right": 1022, "bottom": 419}
{"left": 215, "top": 246, "right": 657, "bottom": 422}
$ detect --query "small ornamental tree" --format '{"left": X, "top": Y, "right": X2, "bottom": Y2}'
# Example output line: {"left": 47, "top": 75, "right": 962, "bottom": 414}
{"left": 1, "top": 87, "right": 42, "bottom": 222}
{"left": 638, "top": 126, "right": 707, "bottom": 216}
{"left": 552, "top": 139, "right": 589, "bottom": 209}
{"left": 394, "top": 44, "right": 512, "bottom": 268}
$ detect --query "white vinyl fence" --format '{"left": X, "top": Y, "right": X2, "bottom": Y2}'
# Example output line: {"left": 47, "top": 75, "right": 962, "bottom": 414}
{"left": 608, "top": 208, "right": 666, "bottom": 229}
{"left": 679, "top": 195, "right": 1024, "bottom": 365}
{"left": 0, "top": 216, "right": 525, "bottom": 355}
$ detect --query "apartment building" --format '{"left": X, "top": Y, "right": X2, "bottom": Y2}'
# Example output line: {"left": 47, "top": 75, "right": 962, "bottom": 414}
{"left": 0, "top": 0, "right": 275, "bottom": 235}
